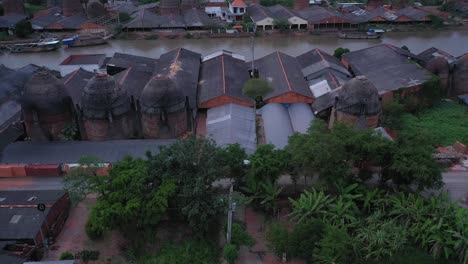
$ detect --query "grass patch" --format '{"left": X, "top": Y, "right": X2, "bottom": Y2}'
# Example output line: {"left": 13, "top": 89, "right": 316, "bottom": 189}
{"left": 137, "top": 240, "right": 219, "bottom": 264}
{"left": 401, "top": 100, "right": 468, "bottom": 146}
{"left": 24, "top": 3, "right": 46, "bottom": 16}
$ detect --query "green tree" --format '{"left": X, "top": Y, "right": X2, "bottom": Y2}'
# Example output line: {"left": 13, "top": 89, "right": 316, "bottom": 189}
{"left": 248, "top": 144, "right": 289, "bottom": 183}
{"left": 15, "top": 20, "right": 33, "bottom": 38}
{"left": 266, "top": 222, "right": 290, "bottom": 256}
{"left": 333, "top": 47, "right": 350, "bottom": 60}
{"left": 147, "top": 137, "right": 225, "bottom": 235}
{"left": 383, "top": 130, "right": 442, "bottom": 191}
{"left": 63, "top": 155, "right": 108, "bottom": 205}
{"left": 401, "top": 45, "right": 410, "bottom": 52}
{"left": 218, "top": 143, "right": 247, "bottom": 187}
{"left": 288, "top": 219, "right": 325, "bottom": 261}
{"left": 289, "top": 189, "right": 334, "bottom": 223}
{"left": 84, "top": 157, "right": 176, "bottom": 239}
{"left": 381, "top": 101, "right": 405, "bottom": 130}
{"left": 60, "top": 122, "right": 79, "bottom": 141}
{"left": 313, "top": 225, "right": 353, "bottom": 264}
{"left": 224, "top": 244, "right": 238, "bottom": 264}
{"left": 273, "top": 19, "right": 290, "bottom": 32}
{"left": 242, "top": 78, "right": 273, "bottom": 107}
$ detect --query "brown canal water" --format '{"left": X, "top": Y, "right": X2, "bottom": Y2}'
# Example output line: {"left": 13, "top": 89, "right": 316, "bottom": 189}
{"left": 1, "top": 30, "right": 467, "bottom": 71}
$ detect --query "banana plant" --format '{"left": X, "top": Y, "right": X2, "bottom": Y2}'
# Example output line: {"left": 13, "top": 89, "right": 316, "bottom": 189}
{"left": 289, "top": 189, "right": 334, "bottom": 223}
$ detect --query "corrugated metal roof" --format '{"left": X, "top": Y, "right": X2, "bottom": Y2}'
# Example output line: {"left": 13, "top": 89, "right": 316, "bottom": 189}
{"left": 207, "top": 103, "right": 256, "bottom": 154}
{"left": 288, "top": 103, "right": 315, "bottom": 133}
{"left": 1, "top": 140, "right": 175, "bottom": 164}
{"left": 260, "top": 103, "right": 314, "bottom": 149}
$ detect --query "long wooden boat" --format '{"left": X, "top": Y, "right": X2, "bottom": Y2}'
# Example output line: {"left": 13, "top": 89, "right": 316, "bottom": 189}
{"left": 9, "top": 38, "right": 61, "bottom": 53}
{"left": 337, "top": 32, "right": 381, "bottom": 39}
{"left": 62, "top": 35, "right": 108, "bottom": 48}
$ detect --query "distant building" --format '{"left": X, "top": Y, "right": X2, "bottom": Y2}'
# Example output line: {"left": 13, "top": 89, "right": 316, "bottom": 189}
{"left": 0, "top": 190, "right": 70, "bottom": 258}
{"left": 228, "top": 0, "right": 248, "bottom": 21}
{"left": 247, "top": 4, "right": 275, "bottom": 30}
{"left": 268, "top": 5, "right": 308, "bottom": 29}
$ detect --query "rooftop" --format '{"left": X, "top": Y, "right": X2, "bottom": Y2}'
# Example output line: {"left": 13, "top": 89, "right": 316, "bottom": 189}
{"left": 1, "top": 140, "right": 175, "bottom": 164}
{"left": 342, "top": 44, "right": 432, "bottom": 93}
{"left": 251, "top": 52, "right": 312, "bottom": 101}
{"left": 198, "top": 51, "right": 252, "bottom": 107}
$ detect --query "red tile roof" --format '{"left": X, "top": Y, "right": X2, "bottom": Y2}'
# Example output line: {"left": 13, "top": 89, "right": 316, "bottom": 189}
{"left": 231, "top": 0, "right": 247, "bottom": 7}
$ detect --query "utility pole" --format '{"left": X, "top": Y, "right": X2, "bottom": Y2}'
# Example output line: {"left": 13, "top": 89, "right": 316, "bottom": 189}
{"left": 226, "top": 184, "right": 236, "bottom": 244}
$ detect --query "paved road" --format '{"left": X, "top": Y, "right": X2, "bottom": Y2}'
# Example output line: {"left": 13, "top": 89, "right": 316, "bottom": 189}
{"left": 441, "top": 172, "right": 468, "bottom": 207}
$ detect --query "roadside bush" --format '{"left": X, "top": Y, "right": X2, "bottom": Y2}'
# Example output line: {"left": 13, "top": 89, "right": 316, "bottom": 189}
{"left": 288, "top": 219, "right": 325, "bottom": 261}
{"left": 15, "top": 20, "right": 33, "bottom": 38}
{"left": 140, "top": 240, "right": 218, "bottom": 264}
{"left": 80, "top": 250, "right": 100, "bottom": 264}
{"left": 333, "top": 47, "right": 350, "bottom": 60}
{"left": 231, "top": 223, "right": 254, "bottom": 247}
{"left": 223, "top": 244, "right": 238, "bottom": 264}
{"left": 381, "top": 100, "right": 405, "bottom": 130}
{"left": 266, "top": 222, "right": 289, "bottom": 256}
{"left": 85, "top": 217, "right": 104, "bottom": 240}
{"left": 429, "top": 14, "right": 444, "bottom": 29}
{"left": 59, "top": 251, "right": 74, "bottom": 260}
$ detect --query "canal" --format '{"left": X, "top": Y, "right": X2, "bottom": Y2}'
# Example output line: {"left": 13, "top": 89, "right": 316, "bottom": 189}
{"left": 1, "top": 29, "right": 467, "bottom": 70}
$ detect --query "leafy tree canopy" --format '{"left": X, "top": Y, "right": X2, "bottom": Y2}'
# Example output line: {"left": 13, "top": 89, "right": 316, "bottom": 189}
{"left": 333, "top": 47, "right": 350, "bottom": 60}
{"left": 147, "top": 136, "right": 226, "bottom": 235}
{"left": 242, "top": 78, "right": 273, "bottom": 103}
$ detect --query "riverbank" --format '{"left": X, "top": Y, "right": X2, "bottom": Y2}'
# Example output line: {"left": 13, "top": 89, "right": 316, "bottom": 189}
{"left": 1, "top": 29, "right": 467, "bottom": 70}
{"left": 112, "top": 23, "right": 468, "bottom": 41}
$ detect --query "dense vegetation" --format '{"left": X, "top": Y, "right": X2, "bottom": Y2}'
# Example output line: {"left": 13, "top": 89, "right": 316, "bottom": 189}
{"left": 63, "top": 91, "right": 467, "bottom": 263}
{"left": 400, "top": 101, "right": 468, "bottom": 146}
{"left": 267, "top": 184, "right": 466, "bottom": 264}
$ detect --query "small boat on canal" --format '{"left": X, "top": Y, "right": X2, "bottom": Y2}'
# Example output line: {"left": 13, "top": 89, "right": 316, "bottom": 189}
{"left": 9, "top": 38, "right": 61, "bottom": 53}
{"left": 62, "top": 34, "right": 109, "bottom": 48}
{"left": 338, "top": 28, "right": 384, "bottom": 39}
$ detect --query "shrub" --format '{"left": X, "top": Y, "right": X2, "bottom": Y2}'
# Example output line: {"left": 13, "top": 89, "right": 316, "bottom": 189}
{"left": 15, "top": 20, "right": 33, "bottom": 38}
{"left": 85, "top": 217, "right": 104, "bottom": 240}
{"left": 223, "top": 244, "right": 238, "bottom": 264}
{"left": 140, "top": 240, "right": 218, "bottom": 263}
{"left": 333, "top": 47, "right": 350, "bottom": 60}
{"left": 80, "top": 250, "right": 100, "bottom": 263}
{"left": 314, "top": 225, "right": 352, "bottom": 264}
{"left": 231, "top": 223, "right": 254, "bottom": 247}
{"left": 59, "top": 251, "right": 74, "bottom": 260}
{"left": 118, "top": 12, "right": 131, "bottom": 23}
{"left": 288, "top": 219, "right": 325, "bottom": 260}
{"left": 381, "top": 101, "right": 405, "bottom": 130}
{"left": 266, "top": 222, "right": 289, "bottom": 256}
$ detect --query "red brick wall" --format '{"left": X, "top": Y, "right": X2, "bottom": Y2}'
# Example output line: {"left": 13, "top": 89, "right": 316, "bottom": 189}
{"left": 198, "top": 95, "right": 253, "bottom": 109}
{"left": 266, "top": 92, "right": 314, "bottom": 104}
{"left": 167, "top": 111, "right": 188, "bottom": 137}
{"left": 336, "top": 111, "right": 380, "bottom": 128}
{"left": 23, "top": 110, "right": 72, "bottom": 141}
{"left": 84, "top": 119, "right": 109, "bottom": 141}
{"left": 141, "top": 114, "right": 161, "bottom": 139}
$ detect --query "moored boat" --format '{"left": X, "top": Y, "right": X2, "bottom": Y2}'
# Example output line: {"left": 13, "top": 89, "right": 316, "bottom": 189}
{"left": 62, "top": 35, "right": 108, "bottom": 48}
{"left": 9, "top": 38, "right": 61, "bottom": 53}
{"left": 337, "top": 31, "right": 382, "bottom": 39}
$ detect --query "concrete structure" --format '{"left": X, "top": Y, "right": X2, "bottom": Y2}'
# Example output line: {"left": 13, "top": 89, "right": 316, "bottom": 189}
{"left": 229, "top": 0, "right": 248, "bottom": 21}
